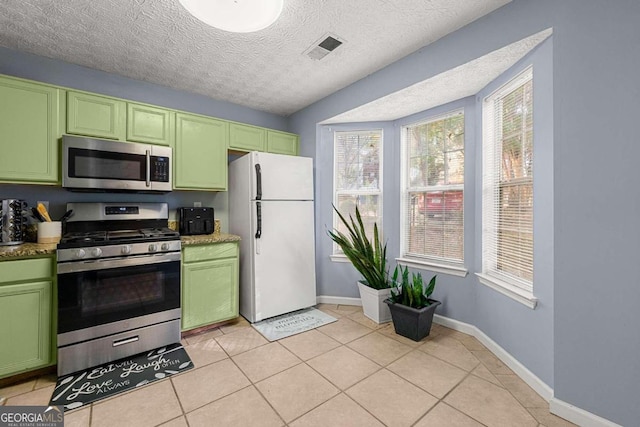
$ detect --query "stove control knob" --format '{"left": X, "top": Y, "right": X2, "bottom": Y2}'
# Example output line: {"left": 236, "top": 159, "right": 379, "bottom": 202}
{"left": 91, "top": 248, "right": 102, "bottom": 258}
{"left": 148, "top": 243, "right": 158, "bottom": 252}
{"left": 75, "top": 249, "right": 86, "bottom": 259}
{"left": 121, "top": 245, "right": 132, "bottom": 255}
{"left": 161, "top": 243, "right": 170, "bottom": 251}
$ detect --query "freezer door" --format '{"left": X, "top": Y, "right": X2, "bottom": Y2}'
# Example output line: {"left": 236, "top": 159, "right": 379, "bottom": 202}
{"left": 252, "top": 200, "right": 317, "bottom": 321}
{"left": 251, "top": 152, "right": 313, "bottom": 201}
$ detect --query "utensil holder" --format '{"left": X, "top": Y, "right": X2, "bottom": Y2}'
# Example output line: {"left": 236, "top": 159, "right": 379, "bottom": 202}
{"left": 37, "top": 221, "right": 62, "bottom": 244}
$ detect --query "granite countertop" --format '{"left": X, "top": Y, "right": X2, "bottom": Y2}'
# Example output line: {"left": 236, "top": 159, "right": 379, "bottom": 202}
{"left": 0, "top": 242, "right": 57, "bottom": 259}
{"left": 180, "top": 232, "right": 241, "bottom": 246}
{"left": 0, "top": 234, "right": 241, "bottom": 260}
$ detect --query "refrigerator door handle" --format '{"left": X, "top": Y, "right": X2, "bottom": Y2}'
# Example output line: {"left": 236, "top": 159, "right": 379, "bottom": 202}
{"left": 255, "top": 202, "right": 262, "bottom": 239}
{"left": 255, "top": 164, "right": 262, "bottom": 200}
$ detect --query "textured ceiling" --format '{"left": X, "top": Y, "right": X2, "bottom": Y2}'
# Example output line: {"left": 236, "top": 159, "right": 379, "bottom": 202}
{"left": 323, "top": 29, "right": 552, "bottom": 124}
{"left": 0, "top": 0, "right": 510, "bottom": 116}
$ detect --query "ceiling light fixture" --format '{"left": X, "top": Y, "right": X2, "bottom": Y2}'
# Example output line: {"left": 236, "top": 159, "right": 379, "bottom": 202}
{"left": 178, "top": 0, "right": 284, "bottom": 33}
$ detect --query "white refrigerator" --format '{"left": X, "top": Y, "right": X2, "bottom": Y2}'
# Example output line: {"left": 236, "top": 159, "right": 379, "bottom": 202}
{"left": 229, "top": 151, "right": 317, "bottom": 323}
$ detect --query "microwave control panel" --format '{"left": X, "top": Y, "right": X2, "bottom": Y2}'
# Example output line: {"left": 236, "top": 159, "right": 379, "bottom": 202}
{"left": 151, "top": 156, "right": 170, "bottom": 182}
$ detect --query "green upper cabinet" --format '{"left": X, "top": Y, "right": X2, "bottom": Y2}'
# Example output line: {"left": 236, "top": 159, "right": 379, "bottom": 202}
{"left": 267, "top": 130, "right": 299, "bottom": 156}
{"left": 229, "top": 122, "right": 265, "bottom": 152}
{"left": 0, "top": 75, "right": 63, "bottom": 184}
{"left": 127, "top": 103, "right": 174, "bottom": 146}
{"left": 175, "top": 112, "right": 228, "bottom": 191}
{"left": 67, "top": 91, "right": 126, "bottom": 140}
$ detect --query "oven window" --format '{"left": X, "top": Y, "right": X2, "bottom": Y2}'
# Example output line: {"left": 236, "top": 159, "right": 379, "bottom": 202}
{"left": 58, "top": 261, "right": 180, "bottom": 334}
{"left": 81, "top": 271, "right": 165, "bottom": 314}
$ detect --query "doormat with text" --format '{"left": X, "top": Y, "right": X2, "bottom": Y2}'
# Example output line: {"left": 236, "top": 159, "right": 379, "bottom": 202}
{"left": 49, "top": 343, "right": 193, "bottom": 411}
{"left": 252, "top": 307, "right": 337, "bottom": 341}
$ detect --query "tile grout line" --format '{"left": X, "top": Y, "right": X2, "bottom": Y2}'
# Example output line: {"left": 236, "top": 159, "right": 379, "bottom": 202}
{"left": 219, "top": 314, "right": 387, "bottom": 426}
{"left": 419, "top": 369, "right": 491, "bottom": 427}
{"left": 168, "top": 376, "right": 189, "bottom": 425}
{"left": 224, "top": 346, "right": 288, "bottom": 426}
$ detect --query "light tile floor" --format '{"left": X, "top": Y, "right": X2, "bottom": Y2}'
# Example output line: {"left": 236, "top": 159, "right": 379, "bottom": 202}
{"left": 0, "top": 304, "right": 576, "bottom": 427}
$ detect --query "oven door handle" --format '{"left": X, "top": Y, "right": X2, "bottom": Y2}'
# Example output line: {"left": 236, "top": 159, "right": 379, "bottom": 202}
{"left": 57, "top": 252, "right": 181, "bottom": 274}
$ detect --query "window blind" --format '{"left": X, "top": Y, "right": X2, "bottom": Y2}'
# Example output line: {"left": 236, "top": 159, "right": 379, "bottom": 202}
{"left": 402, "top": 110, "right": 464, "bottom": 264}
{"left": 333, "top": 130, "right": 383, "bottom": 254}
{"left": 483, "top": 67, "right": 534, "bottom": 290}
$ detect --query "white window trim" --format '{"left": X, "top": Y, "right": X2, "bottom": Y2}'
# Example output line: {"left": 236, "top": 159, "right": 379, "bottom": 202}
{"left": 396, "top": 257, "right": 468, "bottom": 278}
{"left": 332, "top": 128, "right": 384, "bottom": 257}
{"left": 476, "top": 273, "right": 538, "bottom": 309}
{"left": 400, "top": 108, "right": 465, "bottom": 265}
{"left": 329, "top": 254, "right": 351, "bottom": 263}
{"left": 481, "top": 66, "right": 536, "bottom": 308}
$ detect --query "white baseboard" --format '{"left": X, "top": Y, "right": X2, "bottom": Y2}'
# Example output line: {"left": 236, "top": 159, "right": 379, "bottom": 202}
{"left": 316, "top": 295, "right": 362, "bottom": 306}
{"left": 549, "top": 398, "right": 623, "bottom": 427}
{"left": 433, "top": 314, "right": 620, "bottom": 427}
{"left": 434, "top": 314, "right": 553, "bottom": 401}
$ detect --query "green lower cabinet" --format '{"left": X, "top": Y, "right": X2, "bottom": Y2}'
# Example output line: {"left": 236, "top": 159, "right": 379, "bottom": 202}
{"left": 267, "top": 130, "right": 299, "bottom": 155}
{"left": 175, "top": 113, "right": 228, "bottom": 190}
{"left": 67, "top": 91, "right": 126, "bottom": 140}
{"left": 0, "top": 280, "right": 52, "bottom": 378}
{"left": 0, "top": 75, "right": 63, "bottom": 184}
{"left": 181, "top": 243, "right": 239, "bottom": 331}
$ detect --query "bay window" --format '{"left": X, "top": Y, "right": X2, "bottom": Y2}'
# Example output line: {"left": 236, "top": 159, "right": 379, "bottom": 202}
{"left": 332, "top": 130, "right": 383, "bottom": 257}
{"left": 480, "top": 67, "right": 535, "bottom": 305}
{"left": 400, "top": 110, "right": 465, "bottom": 273}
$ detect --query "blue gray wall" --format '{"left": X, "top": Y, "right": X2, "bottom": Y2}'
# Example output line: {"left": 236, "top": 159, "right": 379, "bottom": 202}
{"left": 552, "top": 2, "right": 640, "bottom": 424}
{"left": 0, "top": 46, "right": 288, "bottom": 229}
{"left": 314, "top": 121, "right": 397, "bottom": 301}
{"left": 290, "top": 1, "right": 640, "bottom": 425}
{"left": 473, "top": 37, "right": 554, "bottom": 393}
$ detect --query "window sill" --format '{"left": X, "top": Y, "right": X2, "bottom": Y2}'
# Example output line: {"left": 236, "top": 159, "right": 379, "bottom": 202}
{"left": 395, "top": 257, "right": 468, "bottom": 278}
{"left": 475, "top": 273, "right": 538, "bottom": 309}
{"left": 330, "top": 254, "right": 351, "bottom": 263}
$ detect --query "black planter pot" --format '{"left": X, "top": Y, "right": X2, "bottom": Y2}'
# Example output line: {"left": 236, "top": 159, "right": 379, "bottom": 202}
{"left": 384, "top": 298, "right": 441, "bottom": 342}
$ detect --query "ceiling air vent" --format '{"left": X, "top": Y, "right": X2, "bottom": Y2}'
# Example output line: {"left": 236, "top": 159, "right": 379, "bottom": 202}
{"left": 305, "top": 33, "right": 344, "bottom": 60}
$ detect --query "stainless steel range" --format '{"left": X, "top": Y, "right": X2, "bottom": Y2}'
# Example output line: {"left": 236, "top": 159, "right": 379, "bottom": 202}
{"left": 56, "top": 202, "right": 181, "bottom": 376}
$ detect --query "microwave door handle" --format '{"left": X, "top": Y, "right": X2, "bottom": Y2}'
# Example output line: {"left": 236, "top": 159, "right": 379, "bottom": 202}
{"left": 145, "top": 149, "right": 151, "bottom": 187}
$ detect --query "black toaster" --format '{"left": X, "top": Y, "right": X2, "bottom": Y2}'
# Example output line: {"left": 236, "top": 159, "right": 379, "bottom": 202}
{"left": 178, "top": 207, "right": 214, "bottom": 236}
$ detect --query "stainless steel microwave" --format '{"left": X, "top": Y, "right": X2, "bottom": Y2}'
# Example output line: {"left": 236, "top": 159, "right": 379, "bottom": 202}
{"left": 62, "top": 135, "right": 172, "bottom": 192}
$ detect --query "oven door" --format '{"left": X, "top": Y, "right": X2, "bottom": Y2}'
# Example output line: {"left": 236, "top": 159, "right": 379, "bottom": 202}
{"left": 62, "top": 135, "right": 171, "bottom": 192}
{"left": 57, "top": 252, "right": 180, "bottom": 346}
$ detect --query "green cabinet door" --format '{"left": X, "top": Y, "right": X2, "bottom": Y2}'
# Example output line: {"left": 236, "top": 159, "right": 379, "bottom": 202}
{"left": 229, "top": 123, "right": 265, "bottom": 152}
{"left": 175, "top": 113, "right": 228, "bottom": 190}
{"left": 67, "top": 91, "right": 126, "bottom": 140}
{"left": 127, "top": 103, "right": 174, "bottom": 146}
{"left": 0, "top": 280, "right": 52, "bottom": 378}
{"left": 182, "top": 257, "right": 239, "bottom": 331}
{"left": 0, "top": 76, "right": 63, "bottom": 184}
{"left": 267, "top": 130, "right": 299, "bottom": 155}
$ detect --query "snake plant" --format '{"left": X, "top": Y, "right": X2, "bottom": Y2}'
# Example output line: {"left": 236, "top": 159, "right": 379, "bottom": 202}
{"left": 389, "top": 265, "right": 437, "bottom": 308}
{"left": 327, "top": 205, "right": 391, "bottom": 290}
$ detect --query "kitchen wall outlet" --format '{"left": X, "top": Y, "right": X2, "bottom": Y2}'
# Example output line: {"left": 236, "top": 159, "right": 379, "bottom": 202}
{"left": 37, "top": 200, "right": 49, "bottom": 211}
{"left": 193, "top": 201, "right": 202, "bottom": 207}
